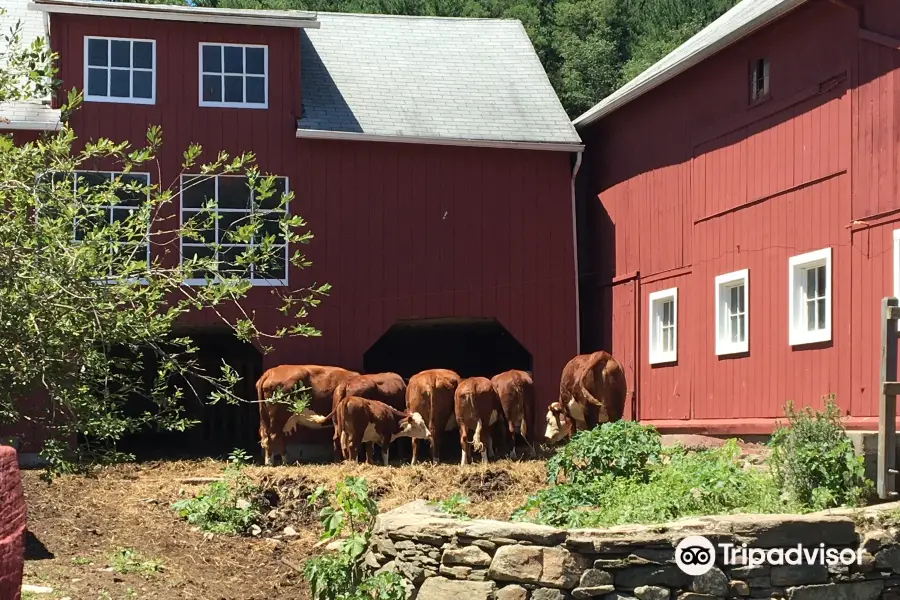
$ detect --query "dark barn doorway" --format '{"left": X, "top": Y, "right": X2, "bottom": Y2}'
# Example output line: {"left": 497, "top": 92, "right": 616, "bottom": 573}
{"left": 363, "top": 317, "right": 532, "bottom": 380}
{"left": 114, "top": 330, "right": 263, "bottom": 461}
{"left": 363, "top": 318, "right": 531, "bottom": 463}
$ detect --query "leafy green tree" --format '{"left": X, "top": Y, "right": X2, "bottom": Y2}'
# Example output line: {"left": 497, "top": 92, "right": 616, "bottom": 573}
{"left": 0, "top": 14, "right": 327, "bottom": 472}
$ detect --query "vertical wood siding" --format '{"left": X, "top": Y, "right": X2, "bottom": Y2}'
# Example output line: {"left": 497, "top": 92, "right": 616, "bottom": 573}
{"left": 47, "top": 15, "right": 578, "bottom": 417}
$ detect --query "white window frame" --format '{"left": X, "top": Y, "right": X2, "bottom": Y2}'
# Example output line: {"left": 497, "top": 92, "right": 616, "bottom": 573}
{"left": 84, "top": 36, "right": 156, "bottom": 105}
{"left": 52, "top": 170, "right": 152, "bottom": 283}
{"left": 198, "top": 43, "right": 268, "bottom": 109}
{"left": 648, "top": 287, "right": 678, "bottom": 365}
{"left": 750, "top": 57, "right": 770, "bottom": 103}
{"left": 179, "top": 174, "right": 289, "bottom": 287}
{"left": 788, "top": 247, "right": 832, "bottom": 346}
{"left": 714, "top": 269, "right": 749, "bottom": 356}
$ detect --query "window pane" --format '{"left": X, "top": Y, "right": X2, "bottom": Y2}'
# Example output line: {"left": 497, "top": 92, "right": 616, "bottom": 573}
{"left": 181, "top": 176, "right": 216, "bottom": 209}
{"left": 255, "top": 249, "right": 286, "bottom": 280}
{"left": 806, "top": 299, "right": 816, "bottom": 332}
{"left": 245, "top": 47, "right": 264, "bottom": 74}
{"left": 133, "top": 41, "right": 153, "bottom": 69}
{"left": 181, "top": 210, "right": 214, "bottom": 244}
{"left": 246, "top": 76, "right": 265, "bottom": 104}
{"left": 219, "top": 212, "right": 248, "bottom": 243}
{"left": 223, "top": 46, "right": 243, "bottom": 73}
{"left": 202, "top": 74, "right": 222, "bottom": 103}
{"left": 806, "top": 268, "right": 816, "bottom": 299}
{"left": 75, "top": 208, "right": 111, "bottom": 240}
{"left": 219, "top": 245, "right": 246, "bottom": 274}
{"left": 259, "top": 212, "right": 285, "bottom": 244}
{"left": 114, "top": 174, "right": 148, "bottom": 206}
{"left": 730, "top": 315, "right": 738, "bottom": 343}
{"left": 75, "top": 172, "right": 110, "bottom": 192}
{"left": 816, "top": 266, "right": 826, "bottom": 299}
{"left": 217, "top": 177, "right": 251, "bottom": 210}
{"left": 729, "top": 286, "right": 738, "bottom": 315}
{"left": 739, "top": 314, "right": 746, "bottom": 342}
{"left": 817, "top": 298, "right": 826, "bottom": 330}
{"left": 223, "top": 75, "right": 243, "bottom": 103}
{"left": 110, "top": 69, "right": 130, "bottom": 97}
{"left": 110, "top": 40, "right": 131, "bottom": 68}
{"left": 202, "top": 45, "right": 222, "bottom": 73}
{"left": 133, "top": 70, "right": 152, "bottom": 99}
{"left": 87, "top": 38, "right": 108, "bottom": 67}
{"left": 183, "top": 245, "right": 215, "bottom": 279}
{"left": 87, "top": 67, "right": 108, "bottom": 97}
{"left": 737, "top": 284, "right": 745, "bottom": 312}
{"left": 257, "top": 177, "right": 286, "bottom": 210}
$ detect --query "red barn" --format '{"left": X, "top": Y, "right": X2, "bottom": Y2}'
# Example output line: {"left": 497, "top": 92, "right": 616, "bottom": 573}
{"left": 0, "top": 0, "right": 583, "bottom": 460}
{"left": 575, "top": 0, "right": 900, "bottom": 434}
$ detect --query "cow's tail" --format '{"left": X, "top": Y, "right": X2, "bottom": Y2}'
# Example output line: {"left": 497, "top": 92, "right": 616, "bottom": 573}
{"left": 308, "top": 409, "right": 334, "bottom": 426}
{"left": 472, "top": 416, "right": 485, "bottom": 454}
{"left": 579, "top": 353, "right": 608, "bottom": 409}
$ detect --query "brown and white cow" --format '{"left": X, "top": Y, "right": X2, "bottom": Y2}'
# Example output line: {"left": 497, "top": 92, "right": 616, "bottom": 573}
{"left": 454, "top": 376, "right": 501, "bottom": 466}
{"left": 322, "top": 372, "right": 407, "bottom": 460}
{"left": 491, "top": 369, "right": 536, "bottom": 459}
{"left": 406, "top": 369, "right": 460, "bottom": 464}
{"left": 544, "top": 351, "right": 627, "bottom": 444}
{"left": 256, "top": 364, "right": 359, "bottom": 465}
{"left": 338, "top": 396, "right": 430, "bottom": 466}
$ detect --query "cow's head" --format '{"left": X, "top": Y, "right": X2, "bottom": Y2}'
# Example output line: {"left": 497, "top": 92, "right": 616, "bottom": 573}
{"left": 544, "top": 402, "right": 571, "bottom": 444}
{"left": 397, "top": 411, "right": 431, "bottom": 440}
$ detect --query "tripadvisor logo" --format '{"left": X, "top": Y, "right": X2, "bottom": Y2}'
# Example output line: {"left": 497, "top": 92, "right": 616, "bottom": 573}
{"left": 675, "top": 535, "right": 864, "bottom": 576}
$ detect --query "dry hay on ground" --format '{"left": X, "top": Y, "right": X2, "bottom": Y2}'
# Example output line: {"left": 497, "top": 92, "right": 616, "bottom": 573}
{"left": 20, "top": 458, "right": 545, "bottom": 600}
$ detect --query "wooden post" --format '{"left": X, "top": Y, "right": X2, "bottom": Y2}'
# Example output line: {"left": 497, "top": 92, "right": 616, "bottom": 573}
{"left": 879, "top": 297, "right": 899, "bottom": 500}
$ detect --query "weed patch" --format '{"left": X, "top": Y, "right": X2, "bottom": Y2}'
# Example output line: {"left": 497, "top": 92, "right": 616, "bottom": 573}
{"left": 108, "top": 548, "right": 164, "bottom": 576}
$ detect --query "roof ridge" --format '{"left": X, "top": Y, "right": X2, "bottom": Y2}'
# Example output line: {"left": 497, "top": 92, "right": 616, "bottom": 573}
{"left": 316, "top": 11, "right": 521, "bottom": 23}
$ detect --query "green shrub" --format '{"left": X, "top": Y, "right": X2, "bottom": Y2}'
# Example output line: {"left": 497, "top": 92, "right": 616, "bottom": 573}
{"left": 303, "top": 476, "right": 407, "bottom": 600}
{"left": 546, "top": 420, "right": 662, "bottom": 484}
{"left": 171, "top": 461, "right": 263, "bottom": 535}
{"left": 514, "top": 440, "right": 790, "bottom": 527}
{"left": 768, "top": 396, "right": 873, "bottom": 510}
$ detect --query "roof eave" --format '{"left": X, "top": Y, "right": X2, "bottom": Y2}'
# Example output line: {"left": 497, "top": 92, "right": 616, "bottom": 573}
{"left": 29, "top": 0, "right": 320, "bottom": 29}
{"left": 295, "top": 127, "right": 584, "bottom": 152}
{"left": 572, "top": 0, "right": 810, "bottom": 129}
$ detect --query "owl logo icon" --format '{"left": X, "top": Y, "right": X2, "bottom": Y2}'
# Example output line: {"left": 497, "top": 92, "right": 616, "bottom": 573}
{"left": 675, "top": 536, "right": 716, "bottom": 575}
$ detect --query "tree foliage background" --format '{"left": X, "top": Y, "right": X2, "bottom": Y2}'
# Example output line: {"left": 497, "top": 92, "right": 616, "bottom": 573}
{"left": 117, "top": 0, "right": 738, "bottom": 118}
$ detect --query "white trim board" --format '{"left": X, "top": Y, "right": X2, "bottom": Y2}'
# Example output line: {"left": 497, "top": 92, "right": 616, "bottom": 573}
{"left": 29, "top": 0, "right": 321, "bottom": 29}
{"left": 295, "top": 127, "right": 584, "bottom": 152}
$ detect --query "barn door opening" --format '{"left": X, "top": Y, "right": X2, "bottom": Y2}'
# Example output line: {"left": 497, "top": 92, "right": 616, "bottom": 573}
{"left": 363, "top": 317, "right": 532, "bottom": 379}
{"left": 112, "top": 329, "right": 263, "bottom": 461}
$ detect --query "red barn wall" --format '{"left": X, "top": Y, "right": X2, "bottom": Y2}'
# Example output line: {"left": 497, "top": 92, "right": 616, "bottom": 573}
{"left": 580, "top": 0, "right": 900, "bottom": 432}
{"left": 40, "top": 14, "right": 577, "bottom": 432}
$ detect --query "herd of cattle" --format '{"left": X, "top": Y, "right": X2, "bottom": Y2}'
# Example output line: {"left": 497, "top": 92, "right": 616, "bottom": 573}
{"left": 255, "top": 350, "right": 627, "bottom": 466}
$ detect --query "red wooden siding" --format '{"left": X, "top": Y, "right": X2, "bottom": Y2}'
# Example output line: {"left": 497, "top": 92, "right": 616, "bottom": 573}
{"left": 40, "top": 13, "right": 578, "bottom": 435}
{"left": 580, "top": 0, "right": 900, "bottom": 432}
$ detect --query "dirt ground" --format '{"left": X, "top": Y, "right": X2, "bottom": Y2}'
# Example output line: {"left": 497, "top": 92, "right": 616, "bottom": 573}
{"left": 19, "top": 459, "right": 545, "bottom": 600}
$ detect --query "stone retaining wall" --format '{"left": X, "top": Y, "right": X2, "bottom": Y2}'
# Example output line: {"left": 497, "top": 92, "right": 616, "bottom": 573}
{"left": 367, "top": 501, "right": 900, "bottom": 600}
{"left": 0, "top": 446, "right": 25, "bottom": 600}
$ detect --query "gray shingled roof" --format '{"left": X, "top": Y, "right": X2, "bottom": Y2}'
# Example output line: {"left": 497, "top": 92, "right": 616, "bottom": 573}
{"left": 298, "top": 12, "right": 582, "bottom": 148}
{"left": 573, "top": 0, "right": 810, "bottom": 127}
{"left": 1, "top": 0, "right": 61, "bottom": 130}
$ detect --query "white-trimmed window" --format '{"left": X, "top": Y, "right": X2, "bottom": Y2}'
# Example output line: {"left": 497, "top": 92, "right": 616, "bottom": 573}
{"left": 51, "top": 171, "right": 151, "bottom": 278}
{"left": 788, "top": 248, "right": 832, "bottom": 345}
{"left": 180, "top": 174, "right": 288, "bottom": 285}
{"left": 750, "top": 57, "right": 770, "bottom": 103}
{"left": 85, "top": 37, "right": 155, "bottom": 104}
{"left": 199, "top": 43, "right": 267, "bottom": 108}
{"left": 649, "top": 288, "right": 678, "bottom": 365}
{"left": 715, "top": 269, "right": 749, "bottom": 356}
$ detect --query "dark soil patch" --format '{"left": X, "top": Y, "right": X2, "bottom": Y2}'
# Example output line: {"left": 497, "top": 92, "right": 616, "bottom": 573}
{"left": 459, "top": 469, "right": 514, "bottom": 501}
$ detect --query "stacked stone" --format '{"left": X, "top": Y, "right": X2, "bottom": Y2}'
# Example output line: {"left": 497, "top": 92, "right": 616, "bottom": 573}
{"left": 368, "top": 501, "right": 900, "bottom": 600}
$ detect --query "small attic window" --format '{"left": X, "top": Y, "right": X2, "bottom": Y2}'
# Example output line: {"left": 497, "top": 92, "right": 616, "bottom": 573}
{"left": 750, "top": 58, "right": 770, "bottom": 103}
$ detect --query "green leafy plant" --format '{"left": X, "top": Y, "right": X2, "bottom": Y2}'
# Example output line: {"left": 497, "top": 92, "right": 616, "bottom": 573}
{"left": 769, "top": 396, "right": 873, "bottom": 510}
{"left": 108, "top": 548, "right": 164, "bottom": 576}
{"left": 303, "top": 476, "right": 407, "bottom": 600}
{"left": 546, "top": 420, "right": 662, "bottom": 484}
{"left": 515, "top": 440, "right": 789, "bottom": 528}
{"left": 171, "top": 462, "right": 262, "bottom": 534}
{"left": 430, "top": 493, "right": 471, "bottom": 520}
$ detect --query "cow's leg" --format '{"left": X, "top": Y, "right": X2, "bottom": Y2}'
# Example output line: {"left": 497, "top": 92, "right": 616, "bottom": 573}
{"left": 459, "top": 426, "right": 469, "bottom": 467}
{"left": 332, "top": 430, "right": 343, "bottom": 461}
{"left": 365, "top": 442, "right": 375, "bottom": 465}
{"left": 273, "top": 433, "right": 287, "bottom": 465}
{"left": 411, "top": 438, "right": 419, "bottom": 466}
{"left": 430, "top": 430, "right": 442, "bottom": 465}
{"left": 482, "top": 434, "right": 493, "bottom": 465}
{"left": 382, "top": 438, "right": 391, "bottom": 467}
